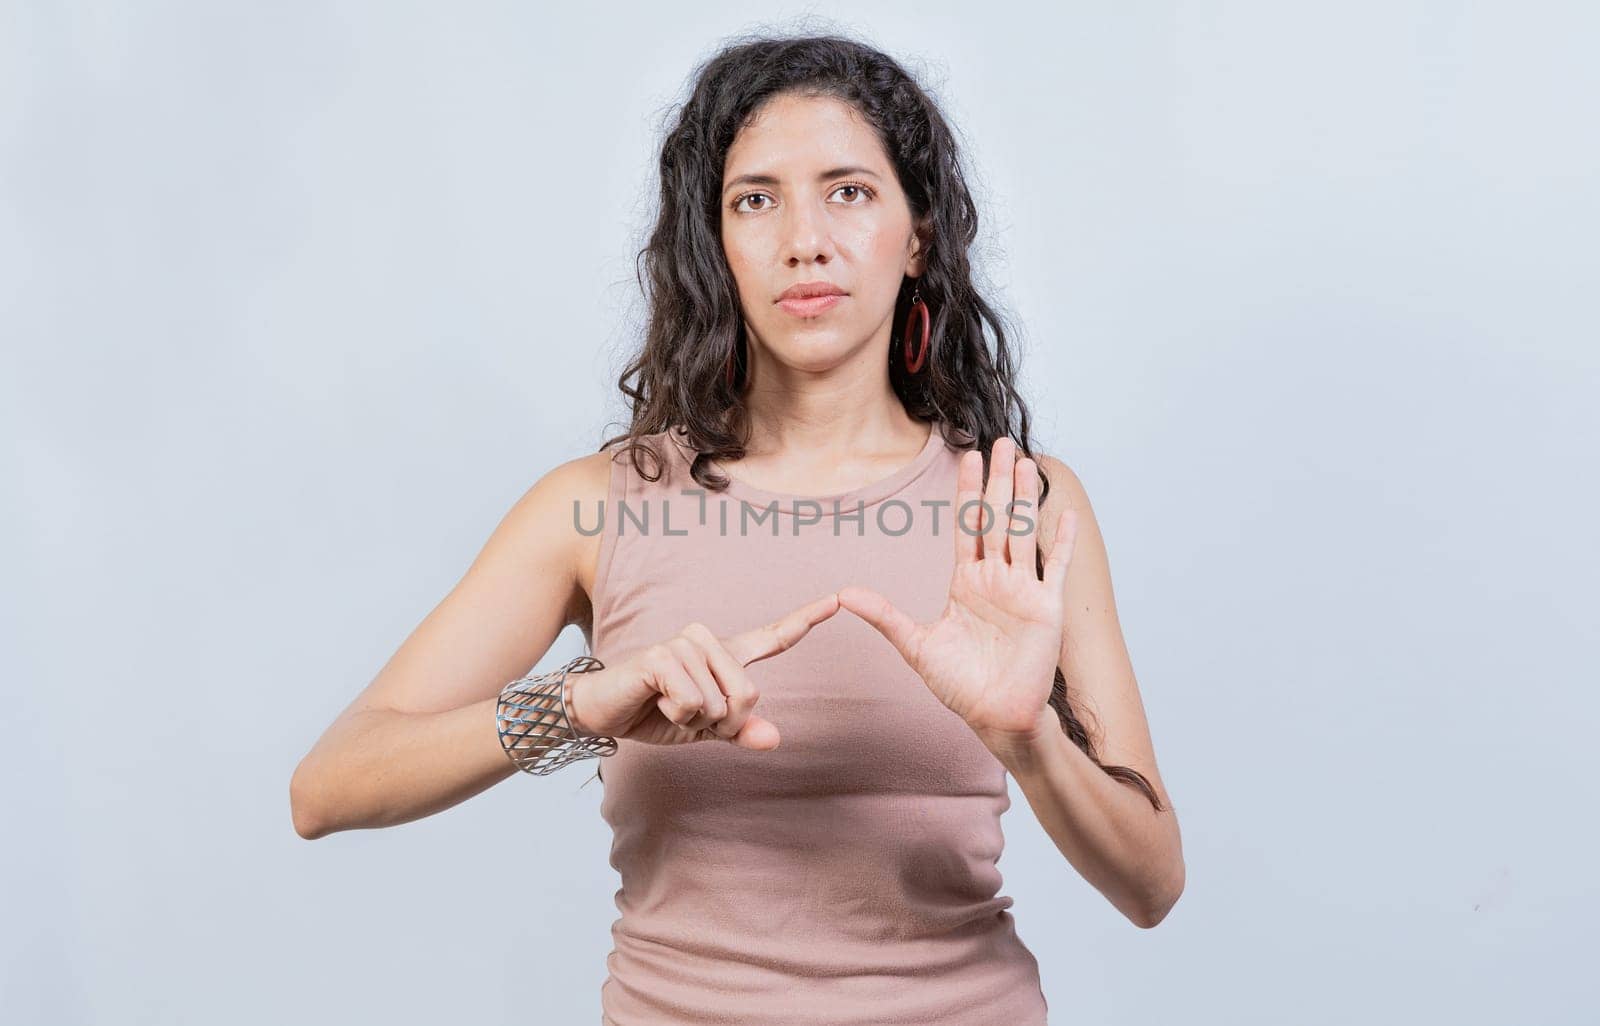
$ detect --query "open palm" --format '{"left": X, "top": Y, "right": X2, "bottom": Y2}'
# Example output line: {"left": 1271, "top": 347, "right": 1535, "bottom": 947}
{"left": 837, "top": 436, "right": 1079, "bottom": 747}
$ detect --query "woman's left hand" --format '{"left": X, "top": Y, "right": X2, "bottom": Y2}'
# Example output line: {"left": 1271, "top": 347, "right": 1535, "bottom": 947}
{"left": 837, "top": 436, "right": 1079, "bottom": 752}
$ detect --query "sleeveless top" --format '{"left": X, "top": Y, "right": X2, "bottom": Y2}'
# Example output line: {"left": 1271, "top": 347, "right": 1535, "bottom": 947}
{"left": 584, "top": 419, "right": 1050, "bottom": 1025}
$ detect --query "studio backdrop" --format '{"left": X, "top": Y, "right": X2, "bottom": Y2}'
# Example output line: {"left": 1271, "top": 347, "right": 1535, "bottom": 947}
{"left": 3, "top": 3, "right": 1595, "bottom": 1023}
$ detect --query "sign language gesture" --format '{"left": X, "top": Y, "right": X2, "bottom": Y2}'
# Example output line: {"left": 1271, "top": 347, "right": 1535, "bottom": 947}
{"left": 837, "top": 437, "right": 1079, "bottom": 750}
{"left": 569, "top": 593, "right": 842, "bottom": 751}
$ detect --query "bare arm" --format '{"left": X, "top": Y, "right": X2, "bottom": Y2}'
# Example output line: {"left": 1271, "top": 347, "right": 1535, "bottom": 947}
{"left": 993, "top": 454, "right": 1185, "bottom": 927}
{"left": 289, "top": 450, "right": 612, "bottom": 840}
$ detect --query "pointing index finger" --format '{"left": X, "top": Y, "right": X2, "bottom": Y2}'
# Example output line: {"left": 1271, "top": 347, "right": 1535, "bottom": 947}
{"left": 723, "top": 592, "right": 842, "bottom": 667}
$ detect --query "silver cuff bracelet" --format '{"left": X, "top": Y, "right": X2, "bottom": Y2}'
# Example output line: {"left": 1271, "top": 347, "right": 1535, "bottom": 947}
{"left": 496, "top": 654, "right": 618, "bottom": 776}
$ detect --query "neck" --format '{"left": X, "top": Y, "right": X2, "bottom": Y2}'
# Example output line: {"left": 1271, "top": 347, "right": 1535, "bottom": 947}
{"left": 737, "top": 338, "right": 926, "bottom": 460}
{"left": 739, "top": 392, "right": 926, "bottom": 463}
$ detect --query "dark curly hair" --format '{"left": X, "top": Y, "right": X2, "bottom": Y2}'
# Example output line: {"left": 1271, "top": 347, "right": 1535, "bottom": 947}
{"left": 597, "top": 30, "right": 1162, "bottom": 813}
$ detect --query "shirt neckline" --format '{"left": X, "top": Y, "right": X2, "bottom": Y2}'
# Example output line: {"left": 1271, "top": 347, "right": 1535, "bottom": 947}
{"left": 697, "top": 420, "right": 948, "bottom": 517}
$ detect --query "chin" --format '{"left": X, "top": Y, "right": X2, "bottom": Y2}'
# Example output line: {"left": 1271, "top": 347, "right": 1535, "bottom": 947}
{"left": 765, "top": 335, "right": 860, "bottom": 370}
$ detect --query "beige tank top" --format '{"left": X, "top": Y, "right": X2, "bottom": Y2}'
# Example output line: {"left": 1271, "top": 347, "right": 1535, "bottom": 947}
{"left": 586, "top": 418, "right": 1050, "bottom": 1024}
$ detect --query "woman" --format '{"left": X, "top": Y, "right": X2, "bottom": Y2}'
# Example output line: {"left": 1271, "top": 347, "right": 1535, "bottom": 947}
{"left": 291, "top": 32, "right": 1183, "bottom": 1024}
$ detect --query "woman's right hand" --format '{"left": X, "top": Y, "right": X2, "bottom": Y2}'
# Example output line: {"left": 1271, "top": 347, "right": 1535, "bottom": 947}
{"left": 566, "top": 593, "right": 841, "bottom": 751}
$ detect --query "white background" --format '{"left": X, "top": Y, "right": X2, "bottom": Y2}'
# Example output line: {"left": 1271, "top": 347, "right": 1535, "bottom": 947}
{"left": 4, "top": 2, "right": 1596, "bottom": 1022}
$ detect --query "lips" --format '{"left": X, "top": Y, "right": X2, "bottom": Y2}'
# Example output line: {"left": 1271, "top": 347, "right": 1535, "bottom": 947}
{"left": 777, "top": 281, "right": 847, "bottom": 301}
{"left": 776, "top": 281, "right": 847, "bottom": 318}
{"left": 777, "top": 293, "right": 844, "bottom": 317}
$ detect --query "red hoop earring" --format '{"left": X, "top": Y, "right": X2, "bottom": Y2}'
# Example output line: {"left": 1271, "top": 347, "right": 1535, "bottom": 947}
{"left": 902, "top": 285, "right": 930, "bottom": 373}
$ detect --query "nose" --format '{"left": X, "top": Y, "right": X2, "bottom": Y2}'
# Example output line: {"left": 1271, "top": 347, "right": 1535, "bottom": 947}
{"left": 782, "top": 196, "right": 835, "bottom": 265}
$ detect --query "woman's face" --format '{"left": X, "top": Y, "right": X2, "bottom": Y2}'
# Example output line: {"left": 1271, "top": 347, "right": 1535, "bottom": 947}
{"left": 719, "top": 92, "right": 926, "bottom": 377}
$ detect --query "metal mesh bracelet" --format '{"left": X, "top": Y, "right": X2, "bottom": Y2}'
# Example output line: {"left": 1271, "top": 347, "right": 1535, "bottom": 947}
{"left": 496, "top": 654, "right": 618, "bottom": 776}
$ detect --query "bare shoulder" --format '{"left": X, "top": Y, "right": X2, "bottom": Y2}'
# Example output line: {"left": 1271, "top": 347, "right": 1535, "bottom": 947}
{"left": 511, "top": 448, "right": 615, "bottom": 627}
{"left": 334, "top": 447, "right": 619, "bottom": 720}
{"left": 493, "top": 448, "right": 612, "bottom": 548}
{"left": 542, "top": 447, "right": 616, "bottom": 507}
{"left": 459, "top": 447, "right": 617, "bottom": 630}
{"left": 1028, "top": 451, "right": 1100, "bottom": 556}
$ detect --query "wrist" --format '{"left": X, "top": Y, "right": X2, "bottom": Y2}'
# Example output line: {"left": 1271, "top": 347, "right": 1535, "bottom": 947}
{"left": 496, "top": 655, "right": 616, "bottom": 776}
{"left": 564, "top": 670, "right": 595, "bottom": 737}
{"left": 974, "top": 707, "right": 1060, "bottom": 774}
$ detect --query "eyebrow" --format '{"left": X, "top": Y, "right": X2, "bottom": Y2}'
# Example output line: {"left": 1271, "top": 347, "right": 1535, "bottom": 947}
{"left": 721, "top": 165, "right": 882, "bottom": 196}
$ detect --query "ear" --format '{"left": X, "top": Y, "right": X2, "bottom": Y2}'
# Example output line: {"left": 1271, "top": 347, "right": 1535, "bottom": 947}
{"left": 906, "top": 220, "right": 932, "bottom": 278}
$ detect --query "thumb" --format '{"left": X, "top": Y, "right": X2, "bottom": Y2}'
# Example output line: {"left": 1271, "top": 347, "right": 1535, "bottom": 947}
{"left": 724, "top": 713, "right": 781, "bottom": 752}
{"left": 836, "top": 585, "right": 920, "bottom": 662}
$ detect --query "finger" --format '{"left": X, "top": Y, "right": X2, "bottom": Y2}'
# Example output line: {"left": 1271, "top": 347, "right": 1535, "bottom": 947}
{"left": 1010, "top": 455, "right": 1040, "bottom": 577}
{"left": 682, "top": 623, "right": 756, "bottom": 742}
{"left": 985, "top": 436, "right": 1016, "bottom": 563}
{"left": 836, "top": 585, "right": 919, "bottom": 663}
{"left": 725, "top": 712, "right": 782, "bottom": 751}
{"left": 723, "top": 591, "right": 841, "bottom": 667}
{"left": 1043, "top": 505, "right": 1080, "bottom": 598}
{"left": 954, "top": 448, "right": 984, "bottom": 565}
{"left": 668, "top": 635, "right": 727, "bottom": 733}
{"left": 648, "top": 646, "right": 712, "bottom": 732}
